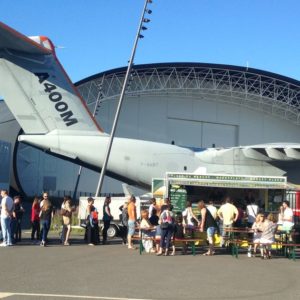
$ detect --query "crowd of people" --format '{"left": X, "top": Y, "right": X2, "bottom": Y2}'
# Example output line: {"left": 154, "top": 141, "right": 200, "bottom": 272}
{"left": 126, "top": 195, "right": 295, "bottom": 258}
{"left": 0, "top": 188, "right": 296, "bottom": 259}
{"left": 0, "top": 190, "right": 112, "bottom": 247}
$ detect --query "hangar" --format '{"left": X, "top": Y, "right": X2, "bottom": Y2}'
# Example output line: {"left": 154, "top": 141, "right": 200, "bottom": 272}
{"left": 1, "top": 62, "right": 300, "bottom": 197}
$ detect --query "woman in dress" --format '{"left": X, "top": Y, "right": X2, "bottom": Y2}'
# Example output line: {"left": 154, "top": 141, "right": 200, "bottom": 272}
{"left": 248, "top": 213, "right": 264, "bottom": 257}
{"left": 259, "top": 213, "right": 277, "bottom": 259}
{"left": 86, "top": 197, "right": 100, "bottom": 246}
{"left": 140, "top": 209, "right": 156, "bottom": 253}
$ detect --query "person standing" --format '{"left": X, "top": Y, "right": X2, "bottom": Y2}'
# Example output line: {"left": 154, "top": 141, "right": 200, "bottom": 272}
{"left": 119, "top": 201, "right": 128, "bottom": 245}
{"left": 86, "top": 197, "right": 100, "bottom": 246}
{"left": 0, "top": 190, "right": 14, "bottom": 247}
{"left": 246, "top": 199, "right": 259, "bottom": 228}
{"left": 40, "top": 197, "right": 53, "bottom": 246}
{"left": 102, "top": 196, "right": 112, "bottom": 245}
{"left": 40, "top": 192, "right": 49, "bottom": 208}
{"left": 127, "top": 195, "right": 137, "bottom": 250}
{"left": 217, "top": 196, "right": 238, "bottom": 247}
{"left": 280, "top": 200, "right": 294, "bottom": 231}
{"left": 12, "top": 196, "right": 24, "bottom": 243}
{"left": 62, "top": 196, "right": 73, "bottom": 246}
{"left": 182, "top": 201, "right": 200, "bottom": 227}
{"left": 157, "top": 205, "right": 174, "bottom": 256}
{"left": 149, "top": 198, "right": 159, "bottom": 226}
{"left": 207, "top": 200, "right": 218, "bottom": 220}
{"left": 39, "top": 192, "right": 50, "bottom": 239}
{"left": 31, "top": 196, "right": 40, "bottom": 241}
{"left": 198, "top": 200, "right": 219, "bottom": 256}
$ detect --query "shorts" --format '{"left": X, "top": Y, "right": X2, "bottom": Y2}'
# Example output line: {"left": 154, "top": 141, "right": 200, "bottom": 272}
{"left": 207, "top": 227, "right": 216, "bottom": 237}
{"left": 128, "top": 220, "right": 136, "bottom": 236}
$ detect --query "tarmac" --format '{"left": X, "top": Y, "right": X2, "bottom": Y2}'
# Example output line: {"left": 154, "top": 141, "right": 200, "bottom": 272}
{"left": 0, "top": 236, "right": 299, "bottom": 300}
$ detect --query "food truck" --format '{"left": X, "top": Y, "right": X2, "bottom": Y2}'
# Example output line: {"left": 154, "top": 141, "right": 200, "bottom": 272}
{"left": 163, "top": 173, "right": 289, "bottom": 216}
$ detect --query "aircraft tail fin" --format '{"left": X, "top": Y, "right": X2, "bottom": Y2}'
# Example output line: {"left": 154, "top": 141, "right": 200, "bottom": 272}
{"left": 0, "top": 21, "right": 102, "bottom": 135}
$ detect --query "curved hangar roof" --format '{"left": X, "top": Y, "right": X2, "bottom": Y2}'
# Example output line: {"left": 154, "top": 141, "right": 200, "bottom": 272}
{"left": 76, "top": 62, "right": 300, "bottom": 125}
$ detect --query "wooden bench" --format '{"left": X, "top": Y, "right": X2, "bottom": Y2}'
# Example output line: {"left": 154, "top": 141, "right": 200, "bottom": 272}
{"left": 280, "top": 243, "right": 300, "bottom": 261}
{"left": 132, "top": 235, "right": 205, "bottom": 255}
{"left": 225, "top": 238, "right": 300, "bottom": 260}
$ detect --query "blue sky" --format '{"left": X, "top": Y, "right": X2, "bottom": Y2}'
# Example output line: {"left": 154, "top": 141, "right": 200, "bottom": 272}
{"left": 1, "top": 0, "right": 300, "bottom": 83}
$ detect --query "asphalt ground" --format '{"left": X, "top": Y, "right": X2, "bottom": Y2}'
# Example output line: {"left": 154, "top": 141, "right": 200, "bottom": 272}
{"left": 0, "top": 235, "right": 299, "bottom": 300}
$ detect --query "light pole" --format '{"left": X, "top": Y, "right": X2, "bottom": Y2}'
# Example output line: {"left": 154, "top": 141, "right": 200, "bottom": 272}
{"left": 72, "top": 88, "right": 104, "bottom": 201}
{"left": 95, "top": 0, "right": 153, "bottom": 197}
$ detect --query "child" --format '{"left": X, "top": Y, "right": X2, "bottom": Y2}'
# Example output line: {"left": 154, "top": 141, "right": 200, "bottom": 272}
{"left": 259, "top": 213, "right": 277, "bottom": 259}
{"left": 140, "top": 209, "right": 155, "bottom": 253}
{"left": 248, "top": 214, "right": 264, "bottom": 257}
{"left": 172, "top": 214, "right": 187, "bottom": 255}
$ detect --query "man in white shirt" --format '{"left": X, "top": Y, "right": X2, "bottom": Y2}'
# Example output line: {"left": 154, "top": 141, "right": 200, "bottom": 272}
{"left": 281, "top": 200, "right": 294, "bottom": 231}
{"left": 246, "top": 200, "right": 259, "bottom": 227}
{"left": 0, "top": 189, "right": 14, "bottom": 246}
{"left": 217, "top": 196, "right": 238, "bottom": 247}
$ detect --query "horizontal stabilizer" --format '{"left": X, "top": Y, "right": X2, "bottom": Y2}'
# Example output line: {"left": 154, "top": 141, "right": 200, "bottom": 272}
{"left": 0, "top": 22, "right": 51, "bottom": 55}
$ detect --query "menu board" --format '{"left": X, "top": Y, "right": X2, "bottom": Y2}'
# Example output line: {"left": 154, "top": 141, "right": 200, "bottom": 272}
{"left": 170, "top": 185, "right": 187, "bottom": 213}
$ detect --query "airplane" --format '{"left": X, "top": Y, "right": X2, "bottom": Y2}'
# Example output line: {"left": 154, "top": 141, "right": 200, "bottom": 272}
{"left": 0, "top": 21, "right": 300, "bottom": 190}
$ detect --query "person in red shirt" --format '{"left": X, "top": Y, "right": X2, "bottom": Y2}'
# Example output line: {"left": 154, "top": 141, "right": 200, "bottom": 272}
{"left": 31, "top": 196, "right": 40, "bottom": 241}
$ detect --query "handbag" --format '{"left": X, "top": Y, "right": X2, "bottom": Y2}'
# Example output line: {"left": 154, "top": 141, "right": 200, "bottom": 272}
{"left": 80, "top": 220, "right": 87, "bottom": 228}
{"left": 160, "top": 222, "right": 169, "bottom": 229}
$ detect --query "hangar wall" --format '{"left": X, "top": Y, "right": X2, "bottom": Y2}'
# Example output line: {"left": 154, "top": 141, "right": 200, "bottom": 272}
{"left": 99, "top": 95, "right": 300, "bottom": 147}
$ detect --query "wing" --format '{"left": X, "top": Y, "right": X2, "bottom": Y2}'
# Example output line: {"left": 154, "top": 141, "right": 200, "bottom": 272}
{"left": 238, "top": 143, "right": 300, "bottom": 161}
{"left": 196, "top": 143, "right": 300, "bottom": 163}
{"left": 0, "top": 22, "right": 102, "bottom": 134}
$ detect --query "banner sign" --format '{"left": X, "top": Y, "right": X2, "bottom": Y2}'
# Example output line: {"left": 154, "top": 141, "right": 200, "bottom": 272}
{"left": 166, "top": 173, "right": 287, "bottom": 189}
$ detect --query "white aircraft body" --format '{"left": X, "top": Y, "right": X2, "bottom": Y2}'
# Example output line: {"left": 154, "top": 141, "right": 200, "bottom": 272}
{"left": 0, "top": 22, "right": 299, "bottom": 189}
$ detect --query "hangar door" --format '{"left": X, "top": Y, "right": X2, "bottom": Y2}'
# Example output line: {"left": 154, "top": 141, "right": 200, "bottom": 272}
{"left": 167, "top": 118, "right": 238, "bottom": 148}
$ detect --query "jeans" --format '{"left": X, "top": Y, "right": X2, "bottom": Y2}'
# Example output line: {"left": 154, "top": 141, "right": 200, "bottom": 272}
{"left": 31, "top": 220, "right": 40, "bottom": 240}
{"left": 10, "top": 218, "right": 17, "bottom": 243}
{"left": 160, "top": 226, "right": 173, "bottom": 249}
{"left": 103, "top": 220, "right": 110, "bottom": 243}
{"left": 41, "top": 219, "right": 51, "bottom": 242}
{"left": 1, "top": 216, "right": 12, "bottom": 245}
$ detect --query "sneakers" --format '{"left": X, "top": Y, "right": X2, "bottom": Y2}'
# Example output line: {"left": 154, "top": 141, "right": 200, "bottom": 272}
{"left": 0, "top": 242, "right": 7, "bottom": 247}
{"left": 247, "top": 252, "right": 252, "bottom": 258}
